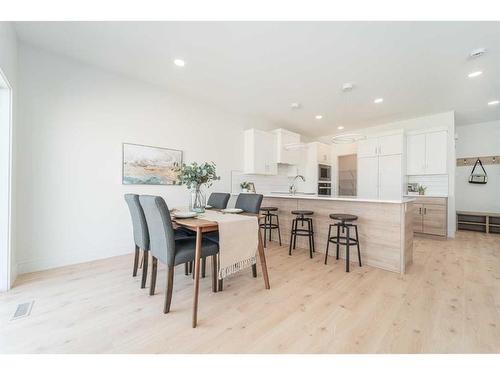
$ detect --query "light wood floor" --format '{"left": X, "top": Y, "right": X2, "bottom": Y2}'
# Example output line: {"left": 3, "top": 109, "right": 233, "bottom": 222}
{"left": 1, "top": 231, "right": 499, "bottom": 353}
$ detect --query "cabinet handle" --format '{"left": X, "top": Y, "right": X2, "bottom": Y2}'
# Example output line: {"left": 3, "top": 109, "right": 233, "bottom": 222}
{"left": 419, "top": 207, "right": 422, "bottom": 215}
{"left": 424, "top": 207, "right": 427, "bottom": 215}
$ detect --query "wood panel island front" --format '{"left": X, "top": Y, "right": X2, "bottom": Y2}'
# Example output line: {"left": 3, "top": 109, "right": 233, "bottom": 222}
{"left": 260, "top": 194, "right": 415, "bottom": 274}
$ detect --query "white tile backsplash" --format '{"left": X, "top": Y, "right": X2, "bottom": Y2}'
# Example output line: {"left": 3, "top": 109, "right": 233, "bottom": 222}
{"left": 407, "top": 175, "right": 449, "bottom": 196}
{"left": 231, "top": 166, "right": 294, "bottom": 194}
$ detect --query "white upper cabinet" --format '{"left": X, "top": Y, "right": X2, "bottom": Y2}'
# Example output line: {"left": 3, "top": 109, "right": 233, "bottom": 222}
{"left": 357, "top": 134, "right": 403, "bottom": 158}
{"left": 316, "top": 142, "right": 332, "bottom": 164}
{"left": 406, "top": 133, "right": 426, "bottom": 175}
{"left": 272, "top": 128, "right": 301, "bottom": 165}
{"left": 425, "top": 131, "right": 447, "bottom": 174}
{"left": 406, "top": 130, "right": 447, "bottom": 175}
{"left": 357, "top": 132, "right": 403, "bottom": 200}
{"left": 357, "top": 137, "right": 379, "bottom": 158}
{"left": 244, "top": 128, "right": 277, "bottom": 175}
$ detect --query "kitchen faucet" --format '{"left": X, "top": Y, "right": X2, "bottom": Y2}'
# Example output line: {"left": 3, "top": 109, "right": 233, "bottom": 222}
{"left": 289, "top": 175, "right": 305, "bottom": 194}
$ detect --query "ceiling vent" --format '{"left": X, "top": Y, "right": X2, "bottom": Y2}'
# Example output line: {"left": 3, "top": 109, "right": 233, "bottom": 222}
{"left": 469, "top": 48, "right": 487, "bottom": 59}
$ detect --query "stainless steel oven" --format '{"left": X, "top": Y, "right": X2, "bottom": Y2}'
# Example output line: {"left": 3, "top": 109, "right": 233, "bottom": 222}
{"left": 318, "top": 164, "right": 331, "bottom": 182}
{"left": 318, "top": 182, "right": 332, "bottom": 196}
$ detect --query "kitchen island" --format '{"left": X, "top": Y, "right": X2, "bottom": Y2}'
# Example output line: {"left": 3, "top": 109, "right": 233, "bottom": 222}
{"left": 261, "top": 193, "right": 414, "bottom": 274}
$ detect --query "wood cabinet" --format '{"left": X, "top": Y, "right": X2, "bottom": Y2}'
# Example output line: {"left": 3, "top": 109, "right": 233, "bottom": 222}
{"left": 357, "top": 133, "right": 404, "bottom": 200}
{"left": 406, "top": 130, "right": 447, "bottom": 175}
{"left": 412, "top": 196, "right": 447, "bottom": 236}
{"left": 243, "top": 128, "right": 277, "bottom": 175}
{"left": 272, "top": 128, "right": 301, "bottom": 165}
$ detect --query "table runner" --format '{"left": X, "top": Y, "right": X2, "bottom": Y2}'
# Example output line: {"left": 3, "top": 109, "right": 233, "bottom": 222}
{"left": 199, "top": 210, "right": 259, "bottom": 279}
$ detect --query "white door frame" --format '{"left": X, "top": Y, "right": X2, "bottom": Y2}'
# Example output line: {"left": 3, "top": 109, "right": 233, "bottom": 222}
{"left": 0, "top": 67, "right": 13, "bottom": 291}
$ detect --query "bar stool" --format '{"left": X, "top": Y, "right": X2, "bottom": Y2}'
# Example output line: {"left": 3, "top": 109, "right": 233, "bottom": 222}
{"left": 289, "top": 210, "right": 315, "bottom": 258}
{"left": 324, "top": 213, "right": 361, "bottom": 272}
{"left": 259, "top": 207, "right": 282, "bottom": 247}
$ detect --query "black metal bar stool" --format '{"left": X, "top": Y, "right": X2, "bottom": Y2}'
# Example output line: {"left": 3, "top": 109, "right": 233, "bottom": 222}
{"left": 259, "top": 207, "right": 282, "bottom": 247}
{"left": 289, "top": 210, "right": 315, "bottom": 258}
{"left": 324, "top": 213, "right": 361, "bottom": 272}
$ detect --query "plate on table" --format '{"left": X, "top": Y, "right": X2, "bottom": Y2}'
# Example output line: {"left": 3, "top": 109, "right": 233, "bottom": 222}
{"left": 205, "top": 205, "right": 213, "bottom": 209}
{"left": 173, "top": 211, "right": 198, "bottom": 219}
{"left": 221, "top": 208, "right": 244, "bottom": 214}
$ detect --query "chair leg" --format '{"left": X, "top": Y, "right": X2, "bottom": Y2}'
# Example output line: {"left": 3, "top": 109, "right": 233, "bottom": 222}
{"left": 336, "top": 225, "right": 341, "bottom": 260}
{"left": 149, "top": 256, "right": 158, "bottom": 295}
{"left": 268, "top": 215, "right": 272, "bottom": 243}
{"left": 184, "top": 262, "right": 189, "bottom": 275}
{"left": 218, "top": 254, "right": 223, "bottom": 291}
{"left": 202, "top": 257, "right": 206, "bottom": 278}
{"left": 211, "top": 255, "right": 218, "bottom": 293}
{"left": 276, "top": 215, "right": 282, "bottom": 246}
{"left": 252, "top": 263, "right": 257, "bottom": 278}
{"left": 133, "top": 245, "right": 140, "bottom": 277}
{"left": 293, "top": 219, "right": 298, "bottom": 249}
{"left": 310, "top": 219, "right": 316, "bottom": 252}
{"left": 355, "top": 225, "right": 362, "bottom": 267}
{"left": 325, "top": 224, "right": 332, "bottom": 264}
{"left": 141, "top": 250, "right": 149, "bottom": 289}
{"left": 346, "top": 226, "right": 350, "bottom": 272}
{"left": 288, "top": 219, "right": 295, "bottom": 255}
{"left": 308, "top": 219, "right": 313, "bottom": 259}
{"left": 163, "top": 266, "right": 174, "bottom": 313}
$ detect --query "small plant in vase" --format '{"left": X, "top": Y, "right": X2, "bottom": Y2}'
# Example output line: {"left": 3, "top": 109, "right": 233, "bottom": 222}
{"left": 418, "top": 185, "right": 427, "bottom": 196}
{"left": 175, "top": 161, "right": 220, "bottom": 213}
{"left": 240, "top": 181, "right": 251, "bottom": 193}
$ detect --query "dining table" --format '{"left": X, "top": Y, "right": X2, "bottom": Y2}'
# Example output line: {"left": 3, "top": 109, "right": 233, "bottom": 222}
{"left": 172, "top": 210, "right": 271, "bottom": 328}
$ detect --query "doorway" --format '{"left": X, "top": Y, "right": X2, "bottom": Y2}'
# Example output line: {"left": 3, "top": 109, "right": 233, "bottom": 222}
{"left": 0, "top": 68, "right": 12, "bottom": 291}
{"left": 338, "top": 154, "right": 357, "bottom": 196}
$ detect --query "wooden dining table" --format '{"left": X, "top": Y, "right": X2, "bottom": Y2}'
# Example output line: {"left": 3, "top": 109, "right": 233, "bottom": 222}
{"left": 172, "top": 211, "right": 270, "bottom": 328}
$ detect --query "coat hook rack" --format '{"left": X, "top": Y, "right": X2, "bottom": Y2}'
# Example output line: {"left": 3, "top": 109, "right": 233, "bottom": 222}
{"left": 456, "top": 155, "right": 500, "bottom": 167}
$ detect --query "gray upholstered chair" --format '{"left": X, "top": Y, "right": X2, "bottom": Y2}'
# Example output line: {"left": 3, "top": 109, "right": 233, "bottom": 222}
{"left": 124, "top": 194, "right": 150, "bottom": 289}
{"left": 207, "top": 192, "right": 230, "bottom": 209}
{"left": 206, "top": 193, "right": 264, "bottom": 291}
{"left": 138, "top": 195, "right": 219, "bottom": 313}
{"left": 125, "top": 194, "right": 195, "bottom": 289}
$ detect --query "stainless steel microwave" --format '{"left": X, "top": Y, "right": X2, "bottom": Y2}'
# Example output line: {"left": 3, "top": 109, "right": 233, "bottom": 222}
{"left": 318, "top": 164, "right": 331, "bottom": 181}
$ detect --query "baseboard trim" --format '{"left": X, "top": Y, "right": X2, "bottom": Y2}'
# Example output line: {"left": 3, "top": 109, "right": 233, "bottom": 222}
{"left": 17, "top": 247, "right": 131, "bottom": 275}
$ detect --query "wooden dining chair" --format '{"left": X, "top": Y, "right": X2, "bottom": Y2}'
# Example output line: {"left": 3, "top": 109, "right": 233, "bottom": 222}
{"left": 139, "top": 195, "right": 219, "bottom": 313}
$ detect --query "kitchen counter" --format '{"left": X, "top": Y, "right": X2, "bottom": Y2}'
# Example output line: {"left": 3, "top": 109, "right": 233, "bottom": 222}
{"left": 261, "top": 194, "right": 414, "bottom": 274}
{"left": 265, "top": 193, "right": 415, "bottom": 204}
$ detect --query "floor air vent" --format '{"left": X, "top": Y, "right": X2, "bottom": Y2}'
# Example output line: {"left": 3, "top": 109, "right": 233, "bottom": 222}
{"left": 11, "top": 301, "right": 34, "bottom": 320}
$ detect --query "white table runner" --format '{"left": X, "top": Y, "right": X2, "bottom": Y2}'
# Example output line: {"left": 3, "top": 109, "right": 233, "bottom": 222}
{"left": 198, "top": 210, "right": 259, "bottom": 279}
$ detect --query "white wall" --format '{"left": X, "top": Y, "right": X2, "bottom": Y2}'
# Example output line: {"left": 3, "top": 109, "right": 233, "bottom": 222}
{"left": 0, "top": 22, "right": 18, "bottom": 290}
{"left": 16, "top": 43, "right": 273, "bottom": 274}
{"left": 455, "top": 120, "right": 500, "bottom": 213}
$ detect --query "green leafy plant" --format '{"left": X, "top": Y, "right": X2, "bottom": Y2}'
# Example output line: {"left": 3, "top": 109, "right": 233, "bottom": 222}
{"left": 418, "top": 185, "right": 427, "bottom": 195}
{"left": 174, "top": 161, "right": 220, "bottom": 189}
{"left": 240, "top": 181, "right": 251, "bottom": 190}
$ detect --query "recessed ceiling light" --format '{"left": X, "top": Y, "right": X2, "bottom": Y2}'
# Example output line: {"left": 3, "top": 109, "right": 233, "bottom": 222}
{"left": 469, "top": 48, "right": 487, "bottom": 59}
{"left": 315, "top": 115, "right": 323, "bottom": 120}
{"left": 173, "top": 59, "right": 185, "bottom": 67}
{"left": 488, "top": 100, "right": 499, "bottom": 106}
{"left": 290, "top": 102, "right": 301, "bottom": 110}
{"left": 337, "top": 126, "right": 344, "bottom": 130}
{"left": 468, "top": 71, "right": 483, "bottom": 78}
{"left": 374, "top": 98, "right": 384, "bottom": 104}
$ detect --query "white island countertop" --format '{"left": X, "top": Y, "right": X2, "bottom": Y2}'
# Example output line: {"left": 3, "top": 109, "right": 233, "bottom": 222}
{"left": 252, "top": 193, "right": 415, "bottom": 204}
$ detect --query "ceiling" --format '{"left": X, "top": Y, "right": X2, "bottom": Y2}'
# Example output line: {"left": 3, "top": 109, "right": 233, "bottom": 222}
{"left": 14, "top": 21, "right": 500, "bottom": 137}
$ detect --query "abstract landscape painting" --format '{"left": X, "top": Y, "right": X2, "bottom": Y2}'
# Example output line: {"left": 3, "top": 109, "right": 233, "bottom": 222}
{"left": 122, "top": 143, "right": 182, "bottom": 185}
